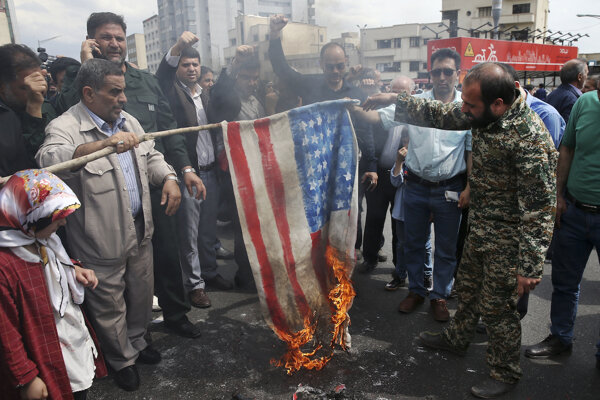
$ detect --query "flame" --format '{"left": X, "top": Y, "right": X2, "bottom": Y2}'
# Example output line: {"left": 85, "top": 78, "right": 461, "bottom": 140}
{"left": 271, "top": 245, "right": 356, "bottom": 375}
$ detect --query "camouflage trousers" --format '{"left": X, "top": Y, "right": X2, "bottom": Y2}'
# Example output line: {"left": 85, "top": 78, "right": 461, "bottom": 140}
{"left": 442, "top": 219, "right": 522, "bottom": 384}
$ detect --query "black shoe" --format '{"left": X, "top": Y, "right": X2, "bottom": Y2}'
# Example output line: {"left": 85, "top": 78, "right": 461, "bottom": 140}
{"left": 215, "top": 245, "right": 234, "bottom": 259}
{"left": 418, "top": 331, "right": 466, "bottom": 356}
{"left": 424, "top": 275, "right": 433, "bottom": 291}
{"left": 525, "top": 334, "right": 572, "bottom": 358}
{"left": 113, "top": 365, "right": 140, "bottom": 392}
{"left": 234, "top": 275, "right": 257, "bottom": 292}
{"left": 596, "top": 358, "right": 600, "bottom": 370}
{"left": 137, "top": 345, "right": 161, "bottom": 364}
{"left": 204, "top": 274, "right": 234, "bottom": 290}
{"left": 358, "top": 260, "right": 377, "bottom": 274}
{"left": 470, "top": 377, "right": 517, "bottom": 399}
{"left": 385, "top": 276, "right": 406, "bottom": 291}
{"left": 164, "top": 317, "right": 202, "bottom": 338}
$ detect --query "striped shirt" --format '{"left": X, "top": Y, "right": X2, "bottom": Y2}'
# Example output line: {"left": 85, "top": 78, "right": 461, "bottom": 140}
{"left": 84, "top": 105, "right": 142, "bottom": 217}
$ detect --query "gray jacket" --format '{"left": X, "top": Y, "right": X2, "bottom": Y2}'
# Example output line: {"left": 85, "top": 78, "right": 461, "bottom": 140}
{"left": 36, "top": 102, "right": 175, "bottom": 265}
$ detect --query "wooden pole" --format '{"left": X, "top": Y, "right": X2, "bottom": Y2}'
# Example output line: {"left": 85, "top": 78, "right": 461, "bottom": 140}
{"left": 0, "top": 123, "right": 222, "bottom": 185}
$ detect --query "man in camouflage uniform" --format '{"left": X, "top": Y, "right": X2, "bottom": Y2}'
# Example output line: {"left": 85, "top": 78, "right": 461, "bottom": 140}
{"left": 363, "top": 62, "right": 557, "bottom": 398}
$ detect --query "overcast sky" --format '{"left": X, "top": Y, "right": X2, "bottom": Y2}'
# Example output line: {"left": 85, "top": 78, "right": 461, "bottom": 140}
{"left": 13, "top": 0, "right": 600, "bottom": 60}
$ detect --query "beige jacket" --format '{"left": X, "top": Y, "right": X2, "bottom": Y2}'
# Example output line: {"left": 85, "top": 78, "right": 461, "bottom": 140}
{"left": 36, "top": 102, "right": 175, "bottom": 266}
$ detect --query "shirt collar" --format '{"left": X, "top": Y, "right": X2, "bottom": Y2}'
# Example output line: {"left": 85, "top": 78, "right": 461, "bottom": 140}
{"left": 525, "top": 90, "right": 533, "bottom": 106}
{"left": 496, "top": 90, "right": 526, "bottom": 130}
{"left": 568, "top": 83, "right": 583, "bottom": 96}
{"left": 177, "top": 79, "right": 203, "bottom": 98}
{"left": 422, "top": 88, "right": 462, "bottom": 103}
{"left": 82, "top": 104, "right": 126, "bottom": 135}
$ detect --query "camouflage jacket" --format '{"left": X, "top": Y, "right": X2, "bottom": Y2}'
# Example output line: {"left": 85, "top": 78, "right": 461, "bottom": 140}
{"left": 394, "top": 91, "right": 558, "bottom": 278}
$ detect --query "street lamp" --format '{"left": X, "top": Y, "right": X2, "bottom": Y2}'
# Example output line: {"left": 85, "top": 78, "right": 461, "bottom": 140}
{"left": 576, "top": 14, "right": 600, "bottom": 19}
{"left": 356, "top": 24, "right": 367, "bottom": 66}
{"left": 37, "top": 35, "right": 61, "bottom": 62}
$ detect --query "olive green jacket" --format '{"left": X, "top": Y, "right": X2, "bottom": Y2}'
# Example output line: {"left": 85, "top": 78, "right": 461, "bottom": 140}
{"left": 54, "top": 62, "right": 191, "bottom": 173}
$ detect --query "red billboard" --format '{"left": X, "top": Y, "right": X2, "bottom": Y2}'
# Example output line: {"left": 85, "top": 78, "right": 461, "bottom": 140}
{"left": 427, "top": 37, "right": 578, "bottom": 72}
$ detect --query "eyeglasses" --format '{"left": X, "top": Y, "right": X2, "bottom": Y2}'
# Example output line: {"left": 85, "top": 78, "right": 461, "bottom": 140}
{"left": 324, "top": 63, "right": 346, "bottom": 72}
{"left": 430, "top": 68, "right": 456, "bottom": 78}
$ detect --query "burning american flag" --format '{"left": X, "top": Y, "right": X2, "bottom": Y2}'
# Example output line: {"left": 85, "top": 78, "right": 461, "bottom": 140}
{"left": 222, "top": 100, "right": 358, "bottom": 374}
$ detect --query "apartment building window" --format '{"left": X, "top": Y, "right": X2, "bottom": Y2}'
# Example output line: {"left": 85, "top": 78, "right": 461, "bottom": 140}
{"left": 409, "top": 37, "right": 420, "bottom": 47}
{"left": 423, "top": 38, "right": 429, "bottom": 45}
{"left": 230, "top": 38, "right": 237, "bottom": 46}
{"left": 513, "top": 3, "right": 531, "bottom": 14}
{"left": 375, "top": 62, "right": 401, "bottom": 72}
{"left": 409, "top": 61, "right": 420, "bottom": 71}
{"left": 393, "top": 38, "right": 402, "bottom": 48}
{"left": 422, "top": 62, "right": 428, "bottom": 70}
{"left": 377, "top": 39, "right": 392, "bottom": 49}
{"left": 478, "top": 7, "right": 492, "bottom": 17}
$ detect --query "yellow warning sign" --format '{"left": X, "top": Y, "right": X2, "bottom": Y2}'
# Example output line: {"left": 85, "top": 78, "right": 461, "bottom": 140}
{"left": 464, "top": 42, "right": 475, "bottom": 57}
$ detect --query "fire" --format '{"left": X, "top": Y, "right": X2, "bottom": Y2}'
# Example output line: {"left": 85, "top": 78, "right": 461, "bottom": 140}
{"left": 271, "top": 245, "right": 356, "bottom": 375}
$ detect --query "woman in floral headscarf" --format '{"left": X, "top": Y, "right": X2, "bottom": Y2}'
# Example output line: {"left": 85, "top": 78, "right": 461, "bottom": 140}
{"left": 0, "top": 169, "right": 106, "bottom": 400}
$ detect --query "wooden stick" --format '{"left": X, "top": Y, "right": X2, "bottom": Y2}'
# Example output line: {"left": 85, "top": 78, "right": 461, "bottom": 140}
{"left": 0, "top": 123, "right": 223, "bottom": 184}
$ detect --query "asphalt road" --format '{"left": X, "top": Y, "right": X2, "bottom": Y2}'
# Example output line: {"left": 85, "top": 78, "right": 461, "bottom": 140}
{"left": 89, "top": 214, "right": 600, "bottom": 400}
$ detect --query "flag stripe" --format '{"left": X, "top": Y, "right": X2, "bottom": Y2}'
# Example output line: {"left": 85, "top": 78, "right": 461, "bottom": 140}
{"left": 226, "top": 121, "right": 290, "bottom": 334}
{"left": 310, "top": 230, "right": 333, "bottom": 301}
{"left": 254, "top": 119, "right": 311, "bottom": 320}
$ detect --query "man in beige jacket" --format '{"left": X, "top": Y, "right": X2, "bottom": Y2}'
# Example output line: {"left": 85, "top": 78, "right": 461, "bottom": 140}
{"left": 37, "top": 59, "right": 180, "bottom": 392}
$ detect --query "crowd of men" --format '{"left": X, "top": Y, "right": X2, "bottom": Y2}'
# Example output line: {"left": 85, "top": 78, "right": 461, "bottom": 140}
{"left": 0, "top": 9, "right": 599, "bottom": 400}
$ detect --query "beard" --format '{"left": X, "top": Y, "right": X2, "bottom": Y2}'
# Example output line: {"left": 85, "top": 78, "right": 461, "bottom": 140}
{"left": 465, "top": 104, "right": 500, "bottom": 129}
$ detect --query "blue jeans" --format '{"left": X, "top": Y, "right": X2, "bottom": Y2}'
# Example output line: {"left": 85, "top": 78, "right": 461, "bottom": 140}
{"left": 550, "top": 199, "right": 600, "bottom": 359}
{"left": 394, "top": 219, "right": 432, "bottom": 280}
{"left": 403, "top": 179, "right": 462, "bottom": 299}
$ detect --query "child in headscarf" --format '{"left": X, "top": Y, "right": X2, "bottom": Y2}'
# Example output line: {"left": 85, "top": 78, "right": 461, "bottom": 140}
{"left": 0, "top": 169, "right": 107, "bottom": 400}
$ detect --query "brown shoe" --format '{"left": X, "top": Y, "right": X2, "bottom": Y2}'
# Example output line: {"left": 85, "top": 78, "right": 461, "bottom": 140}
{"left": 189, "top": 288, "right": 211, "bottom": 308}
{"left": 431, "top": 299, "right": 450, "bottom": 322}
{"left": 398, "top": 292, "right": 425, "bottom": 313}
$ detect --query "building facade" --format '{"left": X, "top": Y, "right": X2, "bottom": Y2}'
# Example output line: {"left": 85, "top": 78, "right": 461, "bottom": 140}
{"left": 143, "top": 15, "right": 162, "bottom": 74}
{"left": 441, "top": 0, "right": 549, "bottom": 43}
{"left": 0, "top": 0, "right": 18, "bottom": 45}
{"left": 127, "top": 33, "right": 148, "bottom": 70}
{"left": 359, "top": 23, "right": 451, "bottom": 82}
{"left": 223, "top": 14, "right": 326, "bottom": 80}
{"left": 157, "top": 0, "right": 314, "bottom": 70}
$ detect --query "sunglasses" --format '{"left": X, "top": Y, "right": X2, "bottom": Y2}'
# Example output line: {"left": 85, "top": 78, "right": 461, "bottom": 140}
{"left": 430, "top": 68, "right": 456, "bottom": 78}
{"left": 324, "top": 63, "right": 346, "bottom": 72}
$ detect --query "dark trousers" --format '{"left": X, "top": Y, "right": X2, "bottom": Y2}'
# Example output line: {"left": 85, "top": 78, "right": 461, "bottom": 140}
{"left": 363, "top": 168, "right": 397, "bottom": 265}
{"left": 150, "top": 187, "right": 191, "bottom": 324}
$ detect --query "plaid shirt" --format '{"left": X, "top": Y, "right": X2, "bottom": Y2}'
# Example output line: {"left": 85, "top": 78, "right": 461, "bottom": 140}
{"left": 0, "top": 248, "right": 106, "bottom": 399}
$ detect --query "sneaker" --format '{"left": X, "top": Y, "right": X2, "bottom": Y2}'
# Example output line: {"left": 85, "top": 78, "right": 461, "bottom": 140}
{"left": 424, "top": 275, "right": 433, "bottom": 291}
{"left": 385, "top": 276, "right": 406, "bottom": 291}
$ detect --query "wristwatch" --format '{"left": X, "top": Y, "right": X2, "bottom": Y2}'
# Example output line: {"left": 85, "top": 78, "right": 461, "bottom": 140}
{"left": 163, "top": 174, "right": 180, "bottom": 185}
{"left": 181, "top": 167, "right": 196, "bottom": 174}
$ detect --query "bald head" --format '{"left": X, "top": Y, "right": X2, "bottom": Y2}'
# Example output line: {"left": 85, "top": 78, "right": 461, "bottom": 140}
{"left": 463, "top": 62, "right": 516, "bottom": 107}
{"left": 560, "top": 58, "right": 588, "bottom": 89}
{"left": 391, "top": 75, "right": 415, "bottom": 94}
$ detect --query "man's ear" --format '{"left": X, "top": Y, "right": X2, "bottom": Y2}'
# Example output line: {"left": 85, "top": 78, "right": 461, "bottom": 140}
{"left": 81, "top": 86, "right": 94, "bottom": 103}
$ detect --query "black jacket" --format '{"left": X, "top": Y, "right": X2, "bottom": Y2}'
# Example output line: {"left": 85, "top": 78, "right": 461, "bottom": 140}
{"left": 268, "top": 38, "right": 376, "bottom": 172}
{"left": 156, "top": 56, "right": 218, "bottom": 174}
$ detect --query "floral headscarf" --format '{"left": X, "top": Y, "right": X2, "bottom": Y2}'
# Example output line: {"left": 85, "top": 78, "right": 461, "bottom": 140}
{"left": 0, "top": 169, "right": 84, "bottom": 316}
{"left": 0, "top": 169, "right": 80, "bottom": 238}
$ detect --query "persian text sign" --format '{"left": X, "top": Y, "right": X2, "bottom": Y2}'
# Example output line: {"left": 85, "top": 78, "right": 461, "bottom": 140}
{"left": 428, "top": 37, "right": 578, "bottom": 71}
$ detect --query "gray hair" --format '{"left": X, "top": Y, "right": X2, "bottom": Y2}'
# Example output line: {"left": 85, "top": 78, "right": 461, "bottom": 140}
{"left": 560, "top": 59, "right": 587, "bottom": 85}
{"left": 75, "top": 58, "right": 124, "bottom": 97}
